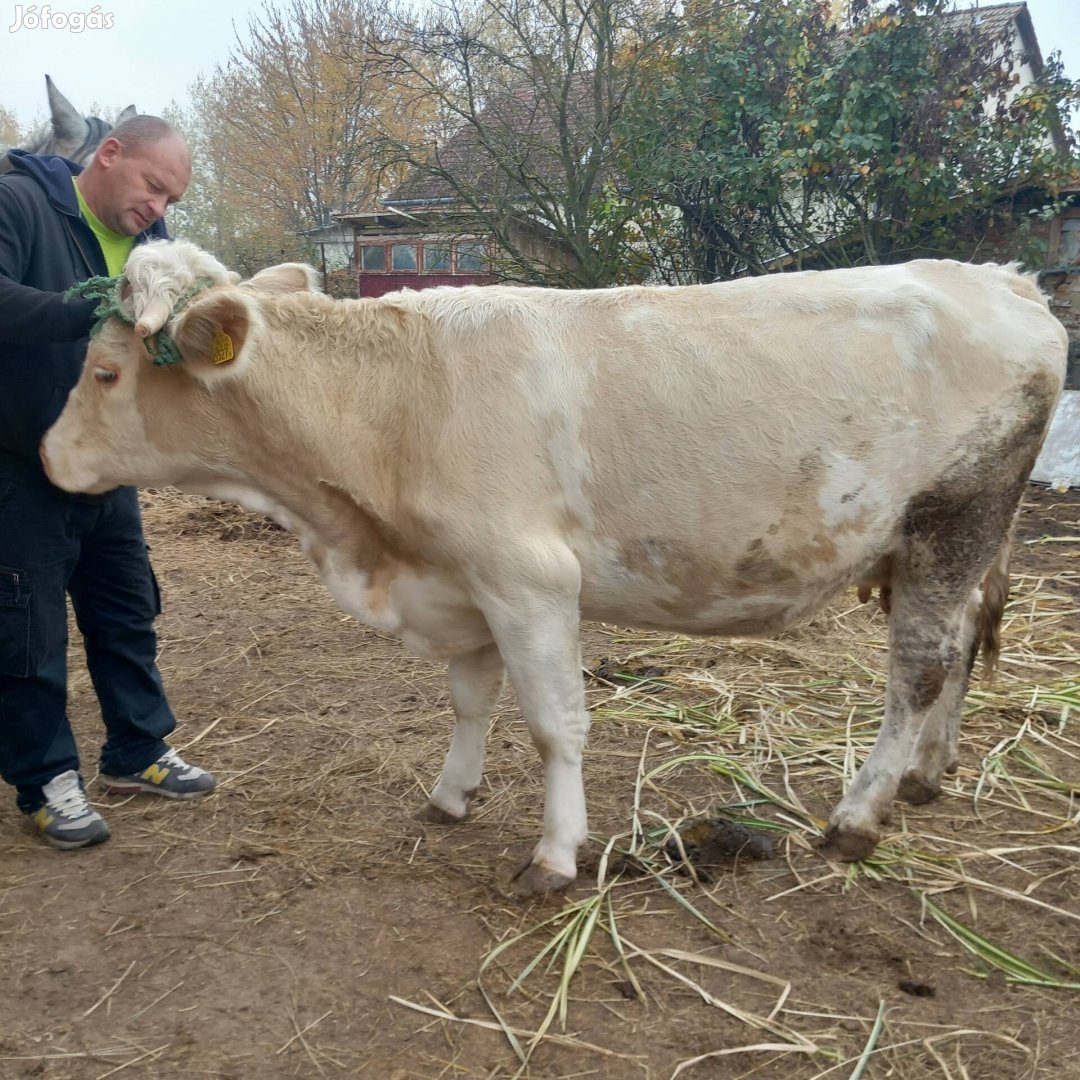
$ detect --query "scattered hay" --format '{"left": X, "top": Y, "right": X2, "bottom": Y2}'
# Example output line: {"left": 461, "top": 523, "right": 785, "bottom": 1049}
{"left": 390, "top": 489, "right": 1080, "bottom": 1077}
{"left": 3, "top": 486, "right": 1073, "bottom": 1078}
{"left": 154, "top": 485, "right": 1079, "bottom": 1077}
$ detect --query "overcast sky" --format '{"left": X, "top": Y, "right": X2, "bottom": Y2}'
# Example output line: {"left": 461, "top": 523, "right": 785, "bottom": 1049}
{"left": 2, "top": 0, "right": 1078, "bottom": 127}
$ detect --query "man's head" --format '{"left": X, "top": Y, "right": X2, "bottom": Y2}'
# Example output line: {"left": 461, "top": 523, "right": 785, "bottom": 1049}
{"left": 76, "top": 115, "right": 191, "bottom": 236}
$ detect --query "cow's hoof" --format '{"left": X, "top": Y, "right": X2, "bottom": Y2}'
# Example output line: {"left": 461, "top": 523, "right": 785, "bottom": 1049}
{"left": 816, "top": 825, "right": 878, "bottom": 862}
{"left": 512, "top": 860, "right": 575, "bottom": 899}
{"left": 414, "top": 788, "right": 478, "bottom": 825}
{"left": 897, "top": 771, "right": 941, "bottom": 805}
{"left": 415, "top": 802, "right": 463, "bottom": 825}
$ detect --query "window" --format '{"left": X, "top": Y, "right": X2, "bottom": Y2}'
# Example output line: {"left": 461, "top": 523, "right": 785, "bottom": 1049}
{"left": 457, "top": 242, "right": 487, "bottom": 272}
{"left": 359, "top": 238, "right": 493, "bottom": 276}
{"left": 1061, "top": 218, "right": 1080, "bottom": 265}
{"left": 424, "top": 244, "right": 451, "bottom": 272}
{"left": 1049, "top": 209, "right": 1080, "bottom": 269}
{"left": 391, "top": 244, "right": 418, "bottom": 271}
{"left": 361, "top": 245, "right": 385, "bottom": 271}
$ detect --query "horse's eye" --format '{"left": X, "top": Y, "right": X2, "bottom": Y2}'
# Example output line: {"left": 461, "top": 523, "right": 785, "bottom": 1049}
{"left": 93, "top": 366, "right": 118, "bottom": 385}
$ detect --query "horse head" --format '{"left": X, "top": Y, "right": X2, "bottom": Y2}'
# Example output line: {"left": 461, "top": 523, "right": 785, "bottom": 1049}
{"left": 0, "top": 75, "right": 135, "bottom": 174}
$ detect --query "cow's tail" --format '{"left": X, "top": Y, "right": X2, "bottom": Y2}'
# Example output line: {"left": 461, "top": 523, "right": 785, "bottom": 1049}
{"left": 976, "top": 516, "right": 1016, "bottom": 682}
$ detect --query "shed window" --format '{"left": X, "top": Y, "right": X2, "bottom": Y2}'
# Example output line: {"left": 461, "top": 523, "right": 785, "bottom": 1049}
{"left": 392, "top": 244, "right": 418, "bottom": 271}
{"left": 425, "top": 244, "right": 451, "bottom": 272}
{"left": 1061, "top": 218, "right": 1080, "bottom": 265}
{"left": 360, "top": 245, "right": 385, "bottom": 271}
{"left": 457, "top": 243, "right": 487, "bottom": 272}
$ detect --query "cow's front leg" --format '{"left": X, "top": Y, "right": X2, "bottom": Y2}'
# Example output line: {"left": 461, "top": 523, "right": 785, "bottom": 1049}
{"left": 475, "top": 556, "right": 590, "bottom": 897}
{"left": 419, "top": 643, "right": 505, "bottom": 824}
{"left": 512, "top": 658, "right": 590, "bottom": 897}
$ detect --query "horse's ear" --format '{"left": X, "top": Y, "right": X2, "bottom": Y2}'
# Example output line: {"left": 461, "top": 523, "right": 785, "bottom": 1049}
{"left": 116, "top": 105, "right": 136, "bottom": 122}
{"left": 44, "top": 75, "right": 87, "bottom": 144}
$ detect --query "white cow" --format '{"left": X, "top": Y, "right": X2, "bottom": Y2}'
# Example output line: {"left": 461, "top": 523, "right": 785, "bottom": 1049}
{"left": 43, "top": 240, "right": 1067, "bottom": 895}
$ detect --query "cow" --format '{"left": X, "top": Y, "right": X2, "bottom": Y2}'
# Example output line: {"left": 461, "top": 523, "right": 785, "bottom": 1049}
{"left": 42, "top": 240, "right": 1067, "bottom": 896}
{"left": 0, "top": 76, "right": 135, "bottom": 175}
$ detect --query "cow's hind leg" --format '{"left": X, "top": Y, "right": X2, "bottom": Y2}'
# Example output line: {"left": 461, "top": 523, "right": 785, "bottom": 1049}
{"left": 897, "top": 518, "right": 1013, "bottom": 804}
{"left": 821, "top": 578, "right": 974, "bottom": 859}
{"left": 418, "top": 643, "right": 505, "bottom": 824}
{"left": 895, "top": 587, "right": 980, "bottom": 805}
{"left": 822, "top": 466, "right": 1027, "bottom": 860}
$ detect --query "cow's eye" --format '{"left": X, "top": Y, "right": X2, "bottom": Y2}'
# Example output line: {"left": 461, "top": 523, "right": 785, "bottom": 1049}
{"left": 93, "top": 366, "right": 118, "bottom": 385}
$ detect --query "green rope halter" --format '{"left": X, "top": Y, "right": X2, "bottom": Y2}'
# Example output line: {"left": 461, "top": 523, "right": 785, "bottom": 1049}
{"left": 64, "top": 274, "right": 215, "bottom": 366}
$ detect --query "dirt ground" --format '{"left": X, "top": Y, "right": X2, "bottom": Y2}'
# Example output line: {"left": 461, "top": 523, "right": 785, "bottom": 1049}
{"left": 1, "top": 485, "right": 1077, "bottom": 1080}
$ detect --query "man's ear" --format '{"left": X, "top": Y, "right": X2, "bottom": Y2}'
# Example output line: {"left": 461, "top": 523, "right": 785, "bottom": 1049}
{"left": 243, "top": 263, "right": 321, "bottom": 295}
{"left": 170, "top": 289, "right": 261, "bottom": 385}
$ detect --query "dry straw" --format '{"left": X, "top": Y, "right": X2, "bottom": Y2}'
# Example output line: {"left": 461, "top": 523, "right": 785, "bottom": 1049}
{"left": 127, "top": 491, "right": 1080, "bottom": 1078}
{"left": 408, "top": 547, "right": 1080, "bottom": 1077}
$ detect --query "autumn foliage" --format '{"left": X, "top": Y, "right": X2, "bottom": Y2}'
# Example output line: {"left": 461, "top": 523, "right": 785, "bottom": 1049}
{"left": 616, "top": 0, "right": 1080, "bottom": 280}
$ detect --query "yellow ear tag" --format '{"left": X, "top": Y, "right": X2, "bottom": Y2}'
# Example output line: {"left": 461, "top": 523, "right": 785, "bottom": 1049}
{"left": 211, "top": 330, "right": 235, "bottom": 365}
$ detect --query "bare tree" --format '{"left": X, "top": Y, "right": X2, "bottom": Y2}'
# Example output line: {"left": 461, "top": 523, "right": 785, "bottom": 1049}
{"left": 371, "top": 0, "right": 672, "bottom": 287}
{"left": 179, "top": 0, "right": 431, "bottom": 272}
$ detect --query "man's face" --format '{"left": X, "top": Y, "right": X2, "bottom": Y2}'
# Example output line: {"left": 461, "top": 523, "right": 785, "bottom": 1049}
{"left": 94, "top": 135, "right": 191, "bottom": 236}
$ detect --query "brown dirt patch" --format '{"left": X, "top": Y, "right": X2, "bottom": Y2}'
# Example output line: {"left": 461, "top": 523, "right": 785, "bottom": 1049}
{"left": 0, "top": 486, "right": 1077, "bottom": 1078}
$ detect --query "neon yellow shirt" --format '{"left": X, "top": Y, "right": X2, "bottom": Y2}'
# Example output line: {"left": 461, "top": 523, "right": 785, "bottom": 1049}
{"left": 73, "top": 178, "right": 135, "bottom": 276}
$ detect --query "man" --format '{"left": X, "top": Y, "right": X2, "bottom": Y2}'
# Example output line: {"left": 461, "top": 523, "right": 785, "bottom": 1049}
{"left": 0, "top": 116, "right": 216, "bottom": 850}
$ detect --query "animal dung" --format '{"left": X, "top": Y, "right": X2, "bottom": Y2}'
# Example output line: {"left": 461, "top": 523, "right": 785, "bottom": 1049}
{"left": 663, "top": 814, "right": 776, "bottom": 877}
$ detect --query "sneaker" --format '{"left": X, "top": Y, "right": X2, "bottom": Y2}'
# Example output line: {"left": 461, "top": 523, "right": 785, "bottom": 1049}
{"left": 100, "top": 748, "right": 217, "bottom": 801}
{"left": 27, "top": 770, "right": 110, "bottom": 850}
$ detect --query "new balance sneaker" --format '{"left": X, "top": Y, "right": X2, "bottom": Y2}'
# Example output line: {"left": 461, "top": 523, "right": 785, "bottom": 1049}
{"left": 27, "top": 770, "right": 110, "bottom": 850}
{"left": 100, "top": 748, "right": 217, "bottom": 800}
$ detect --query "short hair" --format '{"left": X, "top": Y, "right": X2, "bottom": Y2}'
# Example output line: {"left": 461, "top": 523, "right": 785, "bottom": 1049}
{"left": 110, "top": 115, "right": 185, "bottom": 157}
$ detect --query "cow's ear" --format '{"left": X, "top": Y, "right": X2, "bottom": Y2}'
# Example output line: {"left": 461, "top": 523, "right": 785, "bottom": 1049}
{"left": 243, "top": 263, "right": 320, "bottom": 295}
{"left": 170, "top": 289, "right": 261, "bottom": 385}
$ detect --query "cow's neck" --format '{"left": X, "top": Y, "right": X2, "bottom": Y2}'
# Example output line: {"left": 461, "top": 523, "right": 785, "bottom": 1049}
{"left": 189, "top": 360, "right": 417, "bottom": 576}
{"left": 224, "top": 295, "right": 434, "bottom": 514}
{"left": 194, "top": 469, "right": 409, "bottom": 581}
{"left": 202, "top": 370, "right": 394, "bottom": 514}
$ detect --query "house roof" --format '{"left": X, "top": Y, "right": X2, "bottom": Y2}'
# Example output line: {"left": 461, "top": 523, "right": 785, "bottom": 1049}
{"left": 296, "top": 222, "right": 353, "bottom": 238}
{"left": 942, "top": 4, "right": 1045, "bottom": 76}
{"left": 385, "top": 70, "right": 603, "bottom": 207}
{"left": 336, "top": 206, "right": 490, "bottom": 231}
{"left": 947, "top": 3, "right": 1027, "bottom": 38}
{"left": 335, "top": 203, "right": 569, "bottom": 246}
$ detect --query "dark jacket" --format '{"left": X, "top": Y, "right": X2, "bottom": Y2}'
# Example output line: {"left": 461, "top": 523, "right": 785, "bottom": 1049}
{"left": 0, "top": 150, "right": 168, "bottom": 486}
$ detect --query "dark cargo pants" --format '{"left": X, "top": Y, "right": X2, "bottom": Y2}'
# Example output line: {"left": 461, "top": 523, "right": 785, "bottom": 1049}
{"left": 0, "top": 479, "right": 174, "bottom": 813}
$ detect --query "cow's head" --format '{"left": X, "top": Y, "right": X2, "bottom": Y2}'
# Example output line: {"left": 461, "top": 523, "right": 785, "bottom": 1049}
{"left": 42, "top": 240, "right": 320, "bottom": 493}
